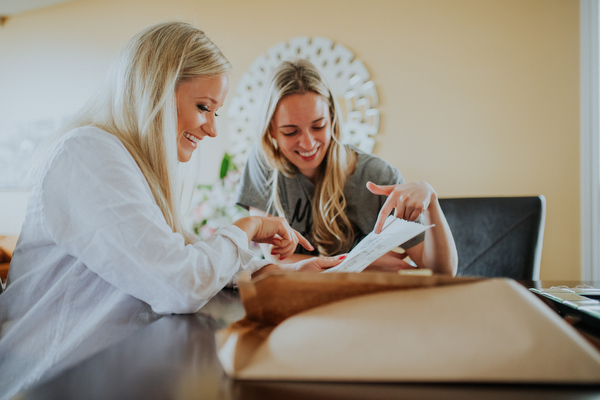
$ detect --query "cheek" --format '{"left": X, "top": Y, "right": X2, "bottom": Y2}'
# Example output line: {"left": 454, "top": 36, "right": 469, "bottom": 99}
{"left": 177, "top": 113, "right": 189, "bottom": 133}
{"left": 178, "top": 109, "right": 205, "bottom": 132}
{"left": 277, "top": 136, "right": 296, "bottom": 155}
{"left": 324, "top": 132, "right": 332, "bottom": 147}
{"left": 316, "top": 129, "right": 332, "bottom": 148}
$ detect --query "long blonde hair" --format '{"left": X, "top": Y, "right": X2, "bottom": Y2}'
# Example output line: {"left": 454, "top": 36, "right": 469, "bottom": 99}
{"left": 51, "top": 22, "right": 231, "bottom": 244}
{"left": 256, "top": 59, "right": 356, "bottom": 256}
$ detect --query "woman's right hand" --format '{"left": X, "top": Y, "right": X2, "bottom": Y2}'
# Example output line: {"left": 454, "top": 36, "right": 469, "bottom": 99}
{"left": 233, "top": 216, "right": 314, "bottom": 259}
{"left": 366, "top": 181, "right": 436, "bottom": 233}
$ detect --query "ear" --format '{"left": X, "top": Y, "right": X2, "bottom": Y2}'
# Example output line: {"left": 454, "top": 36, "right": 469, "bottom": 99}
{"left": 268, "top": 130, "right": 278, "bottom": 149}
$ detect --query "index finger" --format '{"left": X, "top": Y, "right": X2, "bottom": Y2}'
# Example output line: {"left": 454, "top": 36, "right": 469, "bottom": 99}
{"left": 375, "top": 195, "right": 395, "bottom": 233}
{"left": 294, "top": 230, "right": 315, "bottom": 252}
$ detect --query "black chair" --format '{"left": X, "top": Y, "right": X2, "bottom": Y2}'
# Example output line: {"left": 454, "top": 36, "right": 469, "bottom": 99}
{"left": 439, "top": 196, "right": 546, "bottom": 280}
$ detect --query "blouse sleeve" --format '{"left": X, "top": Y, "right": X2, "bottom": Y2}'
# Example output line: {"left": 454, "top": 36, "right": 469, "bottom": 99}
{"left": 41, "top": 131, "right": 261, "bottom": 314}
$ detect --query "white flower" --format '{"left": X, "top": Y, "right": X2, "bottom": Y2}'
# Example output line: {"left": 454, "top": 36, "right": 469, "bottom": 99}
{"left": 190, "top": 156, "right": 249, "bottom": 241}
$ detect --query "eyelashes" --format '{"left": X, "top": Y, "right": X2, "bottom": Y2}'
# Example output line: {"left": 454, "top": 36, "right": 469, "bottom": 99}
{"left": 282, "top": 126, "right": 325, "bottom": 136}
{"left": 197, "top": 104, "right": 219, "bottom": 117}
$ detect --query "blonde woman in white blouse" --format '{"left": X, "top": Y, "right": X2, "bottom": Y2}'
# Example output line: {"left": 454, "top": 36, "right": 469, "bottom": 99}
{"left": 0, "top": 22, "right": 342, "bottom": 400}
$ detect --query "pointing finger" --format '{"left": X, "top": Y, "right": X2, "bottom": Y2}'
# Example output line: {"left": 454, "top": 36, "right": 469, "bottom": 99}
{"left": 366, "top": 181, "right": 395, "bottom": 196}
{"left": 295, "top": 231, "right": 315, "bottom": 252}
{"left": 375, "top": 196, "right": 396, "bottom": 233}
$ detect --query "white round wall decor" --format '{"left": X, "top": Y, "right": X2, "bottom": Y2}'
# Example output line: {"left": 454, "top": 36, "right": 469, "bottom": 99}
{"left": 226, "top": 36, "right": 380, "bottom": 167}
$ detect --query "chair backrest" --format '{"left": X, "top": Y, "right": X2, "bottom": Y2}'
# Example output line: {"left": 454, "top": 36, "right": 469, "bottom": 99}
{"left": 438, "top": 196, "right": 546, "bottom": 280}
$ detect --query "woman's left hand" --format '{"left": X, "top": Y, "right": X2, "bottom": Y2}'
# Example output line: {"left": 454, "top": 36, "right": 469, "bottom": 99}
{"left": 287, "top": 255, "right": 346, "bottom": 272}
{"left": 365, "top": 250, "right": 415, "bottom": 272}
{"left": 367, "top": 181, "right": 437, "bottom": 233}
{"left": 252, "top": 254, "right": 345, "bottom": 278}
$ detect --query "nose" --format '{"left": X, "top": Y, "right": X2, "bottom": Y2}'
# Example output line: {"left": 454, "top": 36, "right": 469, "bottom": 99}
{"left": 202, "top": 114, "right": 217, "bottom": 138}
{"left": 298, "top": 130, "right": 315, "bottom": 149}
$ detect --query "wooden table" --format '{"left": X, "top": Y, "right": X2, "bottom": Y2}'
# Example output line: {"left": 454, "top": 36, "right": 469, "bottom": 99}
{"left": 17, "top": 281, "right": 600, "bottom": 400}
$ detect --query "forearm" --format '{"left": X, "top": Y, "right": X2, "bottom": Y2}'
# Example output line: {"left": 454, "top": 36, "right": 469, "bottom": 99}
{"left": 251, "top": 263, "right": 281, "bottom": 278}
{"left": 233, "top": 216, "right": 258, "bottom": 243}
{"left": 418, "top": 199, "right": 458, "bottom": 276}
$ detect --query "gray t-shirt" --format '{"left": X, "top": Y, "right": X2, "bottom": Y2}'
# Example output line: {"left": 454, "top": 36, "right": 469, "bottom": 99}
{"left": 236, "top": 145, "right": 423, "bottom": 255}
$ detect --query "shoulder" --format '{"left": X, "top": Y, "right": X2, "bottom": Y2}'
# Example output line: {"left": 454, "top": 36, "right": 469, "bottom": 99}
{"left": 54, "top": 127, "right": 135, "bottom": 169}
{"left": 349, "top": 146, "right": 404, "bottom": 185}
{"left": 246, "top": 145, "right": 273, "bottom": 172}
{"left": 36, "top": 126, "right": 140, "bottom": 188}
{"left": 59, "top": 126, "right": 129, "bottom": 155}
{"left": 236, "top": 145, "right": 274, "bottom": 209}
{"left": 239, "top": 145, "right": 274, "bottom": 188}
{"left": 353, "top": 146, "right": 394, "bottom": 171}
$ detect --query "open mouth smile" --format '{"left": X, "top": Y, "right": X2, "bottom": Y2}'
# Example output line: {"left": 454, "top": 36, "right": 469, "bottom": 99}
{"left": 184, "top": 132, "right": 201, "bottom": 144}
{"left": 297, "top": 147, "right": 319, "bottom": 158}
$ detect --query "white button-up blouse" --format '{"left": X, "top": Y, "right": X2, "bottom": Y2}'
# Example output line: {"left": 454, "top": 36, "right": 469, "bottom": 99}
{"left": 0, "top": 126, "right": 266, "bottom": 399}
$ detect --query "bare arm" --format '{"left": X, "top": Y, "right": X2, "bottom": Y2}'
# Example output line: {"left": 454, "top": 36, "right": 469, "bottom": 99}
{"left": 405, "top": 199, "right": 458, "bottom": 275}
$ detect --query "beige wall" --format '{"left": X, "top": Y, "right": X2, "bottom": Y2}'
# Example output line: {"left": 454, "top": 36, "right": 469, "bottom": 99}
{"left": 0, "top": 0, "right": 580, "bottom": 280}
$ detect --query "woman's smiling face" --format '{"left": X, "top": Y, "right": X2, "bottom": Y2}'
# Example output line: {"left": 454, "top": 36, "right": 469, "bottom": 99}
{"left": 175, "top": 74, "right": 229, "bottom": 162}
{"left": 271, "top": 92, "right": 332, "bottom": 181}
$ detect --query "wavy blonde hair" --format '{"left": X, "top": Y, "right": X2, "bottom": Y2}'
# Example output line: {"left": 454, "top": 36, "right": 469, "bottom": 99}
{"left": 256, "top": 59, "right": 356, "bottom": 256}
{"left": 54, "top": 22, "right": 231, "bottom": 244}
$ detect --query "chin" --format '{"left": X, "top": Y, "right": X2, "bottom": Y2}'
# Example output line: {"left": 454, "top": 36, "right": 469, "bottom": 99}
{"left": 178, "top": 152, "right": 192, "bottom": 163}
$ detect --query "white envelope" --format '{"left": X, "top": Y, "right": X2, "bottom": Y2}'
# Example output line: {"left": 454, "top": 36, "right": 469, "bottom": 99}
{"left": 217, "top": 273, "right": 600, "bottom": 383}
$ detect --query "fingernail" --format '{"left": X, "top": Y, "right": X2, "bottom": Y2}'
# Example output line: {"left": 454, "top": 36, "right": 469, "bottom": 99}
{"left": 280, "top": 256, "right": 285, "bottom": 260}
{"left": 338, "top": 255, "right": 346, "bottom": 260}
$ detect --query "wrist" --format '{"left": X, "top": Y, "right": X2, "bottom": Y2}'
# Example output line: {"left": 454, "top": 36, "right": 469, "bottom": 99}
{"left": 252, "top": 263, "right": 280, "bottom": 278}
{"left": 430, "top": 190, "right": 438, "bottom": 204}
{"left": 233, "top": 216, "right": 258, "bottom": 241}
{"left": 422, "top": 181, "right": 438, "bottom": 203}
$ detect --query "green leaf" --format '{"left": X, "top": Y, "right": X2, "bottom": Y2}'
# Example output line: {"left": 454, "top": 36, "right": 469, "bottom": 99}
{"left": 219, "top": 153, "right": 237, "bottom": 180}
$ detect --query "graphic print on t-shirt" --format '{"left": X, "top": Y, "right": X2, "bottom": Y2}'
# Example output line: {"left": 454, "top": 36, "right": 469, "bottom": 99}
{"left": 290, "top": 198, "right": 312, "bottom": 237}
{"left": 290, "top": 198, "right": 318, "bottom": 255}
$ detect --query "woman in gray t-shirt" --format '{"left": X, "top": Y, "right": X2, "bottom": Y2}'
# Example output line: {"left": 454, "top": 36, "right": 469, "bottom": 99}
{"left": 237, "top": 59, "right": 457, "bottom": 275}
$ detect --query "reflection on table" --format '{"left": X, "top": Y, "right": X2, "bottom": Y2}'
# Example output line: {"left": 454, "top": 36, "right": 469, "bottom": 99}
{"left": 18, "top": 282, "right": 600, "bottom": 400}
